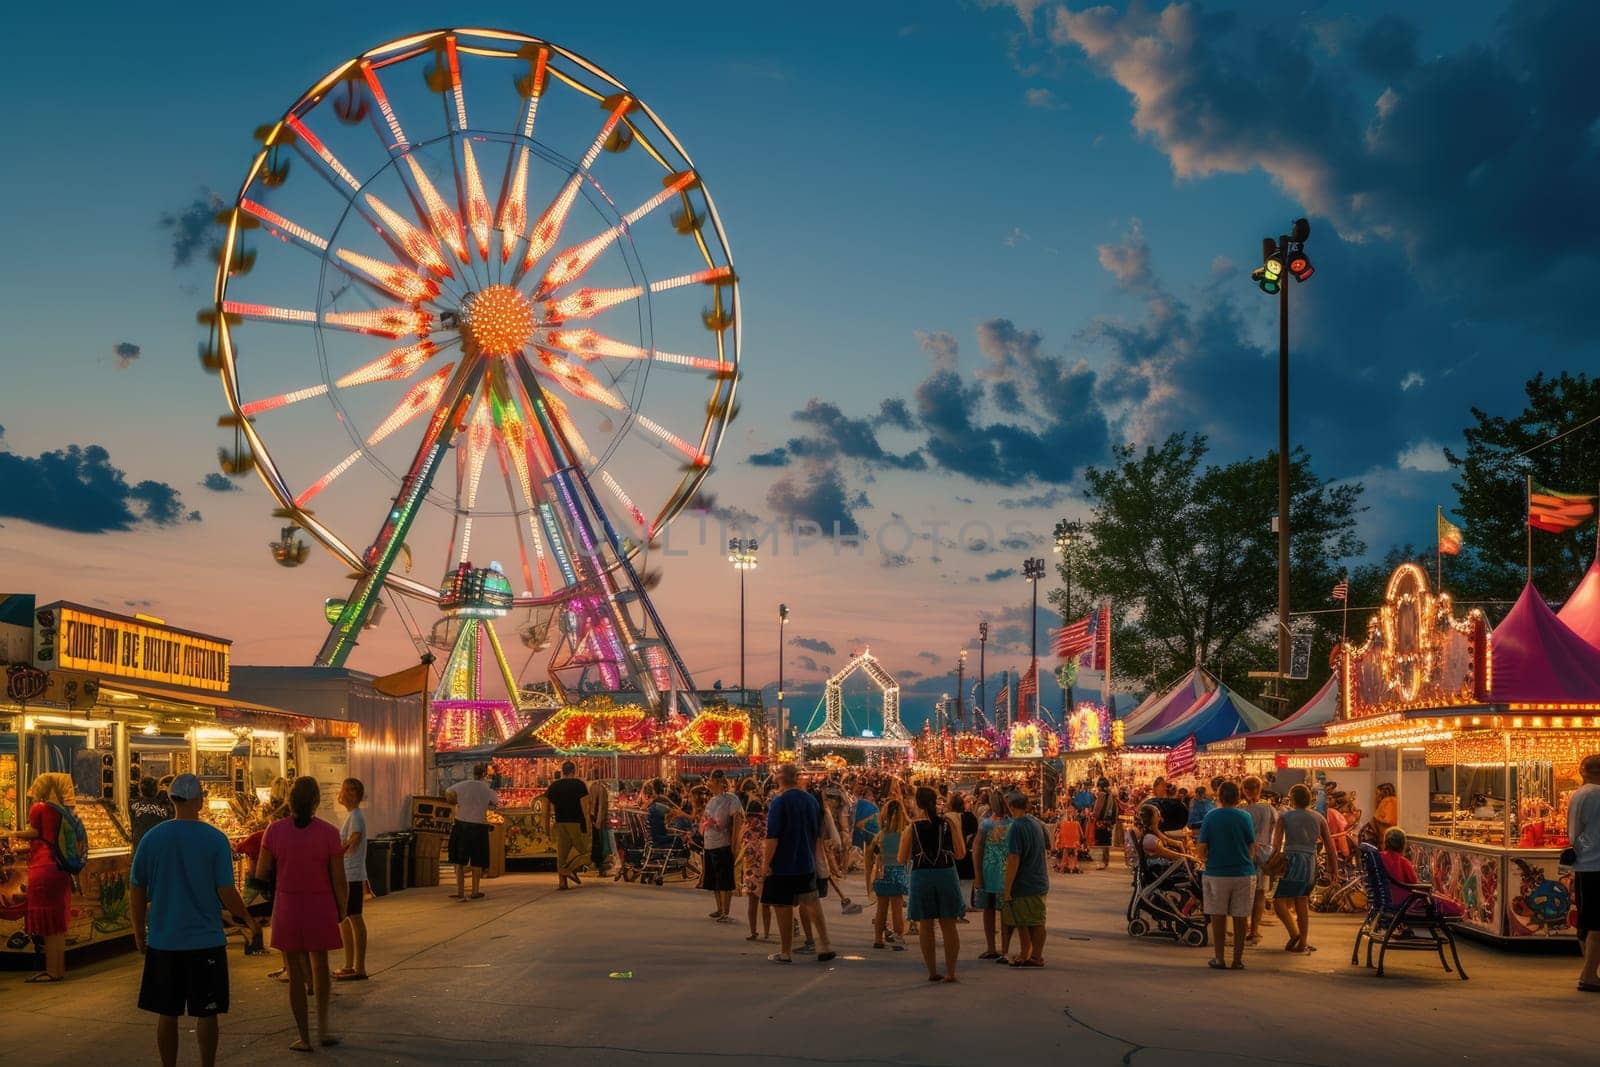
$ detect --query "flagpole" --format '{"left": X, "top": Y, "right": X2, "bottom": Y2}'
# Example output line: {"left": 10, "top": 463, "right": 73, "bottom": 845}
{"left": 1341, "top": 571, "right": 1349, "bottom": 645}
{"left": 1526, "top": 474, "right": 1533, "bottom": 584}
{"left": 1435, "top": 506, "right": 1443, "bottom": 593}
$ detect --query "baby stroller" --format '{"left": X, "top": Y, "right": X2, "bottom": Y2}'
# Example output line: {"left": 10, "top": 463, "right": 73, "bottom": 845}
{"left": 614, "top": 808, "right": 699, "bottom": 885}
{"left": 1126, "top": 837, "right": 1208, "bottom": 946}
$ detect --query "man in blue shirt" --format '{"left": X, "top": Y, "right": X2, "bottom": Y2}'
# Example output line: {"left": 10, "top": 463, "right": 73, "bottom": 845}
{"left": 1187, "top": 785, "right": 1216, "bottom": 831}
{"left": 1195, "top": 779, "right": 1256, "bottom": 971}
{"left": 131, "top": 774, "right": 258, "bottom": 1067}
{"left": 1002, "top": 793, "right": 1051, "bottom": 967}
{"left": 851, "top": 784, "right": 880, "bottom": 850}
{"left": 759, "top": 764, "right": 833, "bottom": 964}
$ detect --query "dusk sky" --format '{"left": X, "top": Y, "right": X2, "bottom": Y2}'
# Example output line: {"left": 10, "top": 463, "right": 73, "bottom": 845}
{"left": 3, "top": 0, "right": 1595, "bottom": 728}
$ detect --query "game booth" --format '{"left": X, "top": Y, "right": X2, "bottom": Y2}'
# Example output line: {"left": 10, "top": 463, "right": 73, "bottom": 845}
{"left": 1119, "top": 677, "right": 1278, "bottom": 787}
{"left": 1202, "top": 673, "right": 1373, "bottom": 795}
{"left": 1316, "top": 561, "right": 1600, "bottom": 942}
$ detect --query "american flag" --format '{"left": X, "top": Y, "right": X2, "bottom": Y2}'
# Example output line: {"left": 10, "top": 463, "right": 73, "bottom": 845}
{"left": 1052, "top": 611, "right": 1095, "bottom": 659}
{"left": 994, "top": 679, "right": 1010, "bottom": 720}
{"left": 1017, "top": 664, "right": 1038, "bottom": 720}
{"left": 1331, "top": 577, "right": 1349, "bottom": 602}
{"left": 1165, "top": 735, "right": 1198, "bottom": 777}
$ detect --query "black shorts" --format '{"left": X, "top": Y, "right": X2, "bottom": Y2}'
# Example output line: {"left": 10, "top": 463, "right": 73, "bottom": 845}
{"left": 346, "top": 880, "right": 365, "bottom": 916}
{"left": 1576, "top": 871, "right": 1600, "bottom": 938}
{"left": 139, "top": 945, "right": 230, "bottom": 1018}
{"left": 449, "top": 821, "right": 491, "bottom": 869}
{"left": 1094, "top": 824, "right": 1113, "bottom": 847}
{"left": 761, "top": 872, "right": 817, "bottom": 907}
{"left": 701, "top": 846, "right": 735, "bottom": 892}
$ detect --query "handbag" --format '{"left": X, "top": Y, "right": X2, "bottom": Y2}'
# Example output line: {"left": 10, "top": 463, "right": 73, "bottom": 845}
{"left": 1260, "top": 851, "right": 1289, "bottom": 879}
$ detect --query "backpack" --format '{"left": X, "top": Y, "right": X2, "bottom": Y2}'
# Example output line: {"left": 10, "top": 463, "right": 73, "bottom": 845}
{"left": 47, "top": 802, "right": 90, "bottom": 874}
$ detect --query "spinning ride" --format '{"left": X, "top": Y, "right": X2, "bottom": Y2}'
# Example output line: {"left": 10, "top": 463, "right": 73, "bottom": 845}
{"left": 204, "top": 28, "right": 739, "bottom": 721}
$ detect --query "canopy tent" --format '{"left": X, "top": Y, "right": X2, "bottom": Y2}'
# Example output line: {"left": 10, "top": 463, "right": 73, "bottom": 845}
{"left": 1124, "top": 684, "right": 1277, "bottom": 749}
{"left": 1488, "top": 582, "right": 1600, "bottom": 704}
{"left": 1557, "top": 558, "right": 1600, "bottom": 652}
{"left": 1232, "top": 673, "right": 1339, "bottom": 750}
{"left": 1119, "top": 668, "right": 1215, "bottom": 736}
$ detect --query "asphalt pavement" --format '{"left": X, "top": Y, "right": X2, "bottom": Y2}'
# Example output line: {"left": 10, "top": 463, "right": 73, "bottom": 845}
{"left": 6, "top": 862, "right": 1588, "bottom": 1065}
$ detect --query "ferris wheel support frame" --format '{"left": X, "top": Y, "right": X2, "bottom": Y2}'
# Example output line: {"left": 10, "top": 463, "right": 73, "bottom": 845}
{"left": 315, "top": 358, "right": 487, "bottom": 666}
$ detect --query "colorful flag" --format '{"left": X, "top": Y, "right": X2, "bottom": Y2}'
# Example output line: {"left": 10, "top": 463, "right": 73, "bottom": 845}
{"left": 1092, "top": 600, "right": 1111, "bottom": 671}
{"left": 1018, "top": 663, "right": 1038, "bottom": 721}
{"left": 1052, "top": 612, "right": 1094, "bottom": 659}
{"left": 1437, "top": 507, "right": 1464, "bottom": 555}
{"left": 1166, "top": 735, "right": 1198, "bottom": 777}
{"left": 994, "top": 678, "right": 1010, "bottom": 721}
{"left": 1331, "top": 577, "right": 1349, "bottom": 602}
{"left": 1529, "top": 483, "right": 1596, "bottom": 533}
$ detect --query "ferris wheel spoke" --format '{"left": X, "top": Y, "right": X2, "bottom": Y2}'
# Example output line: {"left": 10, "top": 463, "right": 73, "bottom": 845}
{"left": 599, "top": 468, "right": 648, "bottom": 531}
{"left": 239, "top": 198, "right": 329, "bottom": 254}
{"left": 222, "top": 301, "right": 431, "bottom": 339}
{"left": 363, "top": 192, "right": 455, "bottom": 281}
{"left": 488, "top": 380, "right": 554, "bottom": 597}
{"left": 285, "top": 115, "right": 363, "bottom": 194}
{"left": 490, "top": 432, "right": 547, "bottom": 598}
{"left": 240, "top": 383, "right": 330, "bottom": 417}
{"left": 334, "top": 338, "right": 454, "bottom": 388}
{"left": 631, "top": 413, "right": 710, "bottom": 467}
{"left": 534, "top": 170, "right": 699, "bottom": 299}
{"left": 511, "top": 95, "right": 635, "bottom": 284}
{"left": 366, "top": 362, "right": 457, "bottom": 446}
{"left": 540, "top": 266, "right": 733, "bottom": 326}
{"left": 530, "top": 348, "right": 626, "bottom": 411}
{"left": 296, "top": 448, "right": 364, "bottom": 509}
{"left": 333, "top": 248, "right": 442, "bottom": 303}
{"left": 541, "top": 327, "right": 728, "bottom": 373}
{"left": 459, "top": 140, "right": 493, "bottom": 266}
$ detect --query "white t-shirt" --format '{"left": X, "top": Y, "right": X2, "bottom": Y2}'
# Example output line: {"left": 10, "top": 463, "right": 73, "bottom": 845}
{"left": 450, "top": 779, "right": 499, "bottom": 824}
{"left": 701, "top": 792, "right": 743, "bottom": 849}
{"left": 1568, "top": 782, "right": 1600, "bottom": 872}
{"left": 341, "top": 807, "right": 368, "bottom": 881}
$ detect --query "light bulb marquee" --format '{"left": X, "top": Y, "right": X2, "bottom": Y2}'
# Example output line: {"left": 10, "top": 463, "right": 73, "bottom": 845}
{"left": 1340, "top": 563, "right": 1489, "bottom": 721}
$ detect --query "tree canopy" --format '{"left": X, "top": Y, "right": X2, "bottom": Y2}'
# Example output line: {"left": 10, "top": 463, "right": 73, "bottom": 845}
{"left": 1049, "top": 433, "right": 1364, "bottom": 709}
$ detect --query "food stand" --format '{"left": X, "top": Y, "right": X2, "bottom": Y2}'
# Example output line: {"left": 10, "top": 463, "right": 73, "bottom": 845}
{"left": 1202, "top": 674, "right": 1373, "bottom": 794}
{"left": 1316, "top": 563, "right": 1600, "bottom": 942}
{"left": 1062, "top": 702, "right": 1123, "bottom": 786}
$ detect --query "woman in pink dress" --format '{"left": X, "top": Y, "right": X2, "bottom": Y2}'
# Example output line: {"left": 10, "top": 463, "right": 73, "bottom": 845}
{"left": 257, "top": 777, "right": 347, "bottom": 1051}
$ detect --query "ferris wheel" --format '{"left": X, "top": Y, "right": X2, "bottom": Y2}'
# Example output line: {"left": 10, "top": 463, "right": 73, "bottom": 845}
{"left": 204, "top": 28, "right": 739, "bottom": 668}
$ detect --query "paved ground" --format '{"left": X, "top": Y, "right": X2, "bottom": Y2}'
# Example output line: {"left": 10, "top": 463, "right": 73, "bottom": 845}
{"left": 7, "top": 863, "right": 1588, "bottom": 1066}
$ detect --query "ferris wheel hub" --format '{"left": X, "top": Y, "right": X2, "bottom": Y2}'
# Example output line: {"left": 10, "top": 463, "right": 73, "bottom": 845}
{"left": 460, "top": 285, "right": 536, "bottom": 357}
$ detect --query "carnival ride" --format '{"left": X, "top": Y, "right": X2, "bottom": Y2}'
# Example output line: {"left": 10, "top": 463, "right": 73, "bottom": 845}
{"left": 801, "top": 649, "right": 912, "bottom": 757}
{"left": 203, "top": 28, "right": 740, "bottom": 741}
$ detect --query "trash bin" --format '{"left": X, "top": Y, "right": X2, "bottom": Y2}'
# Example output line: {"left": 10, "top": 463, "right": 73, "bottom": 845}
{"left": 367, "top": 836, "right": 395, "bottom": 896}
{"left": 389, "top": 831, "right": 414, "bottom": 892}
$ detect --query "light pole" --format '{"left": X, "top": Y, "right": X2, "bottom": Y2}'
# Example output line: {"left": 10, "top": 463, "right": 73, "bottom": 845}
{"left": 1023, "top": 557, "right": 1046, "bottom": 722}
{"left": 1250, "top": 218, "right": 1313, "bottom": 703}
{"left": 777, "top": 602, "right": 789, "bottom": 748}
{"left": 956, "top": 648, "right": 967, "bottom": 724}
{"left": 977, "top": 621, "right": 988, "bottom": 723}
{"left": 727, "top": 538, "right": 758, "bottom": 695}
{"left": 1053, "top": 519, "right": 1083, "bottom": 717}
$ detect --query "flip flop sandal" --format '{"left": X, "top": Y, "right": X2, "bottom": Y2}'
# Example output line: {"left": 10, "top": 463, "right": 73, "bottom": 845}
{"left": 767, "top": 953, "right": 792, "bottom": 964}
{"left": 1577, "top": 982, "right": 1600, "bottom": 992}
{"left": 978, "top": 951, "right": 1003, "bottom": 960}
{"left": 334, "top": 972, "right": 368, "bottom": 982}
{"left": 1207, "top": 958, "right": 1229, "bottom": 970}
{"left": 469, "top": 892, "right": 486, "bottom": 899}
{"left": 24, "top": 973, "right": 62, "bottom": 983}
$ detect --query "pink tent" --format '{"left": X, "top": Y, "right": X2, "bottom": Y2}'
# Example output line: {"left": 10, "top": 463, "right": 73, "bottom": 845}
{"left": 1489, "top": 583, "right": 1600, "bottom": 704}
{"left": 1557, "top": 559, "right": 1600, "bottom": 651}
{"left": 1237, "top": 673, "right": 1339, "bottom": 750}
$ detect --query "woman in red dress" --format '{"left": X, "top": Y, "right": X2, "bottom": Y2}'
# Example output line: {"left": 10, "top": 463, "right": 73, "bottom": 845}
{"left": 4, "top": 772, "right": 75, "bottom": 983}
{"left": 257, "top": 777, "right": 347, "bottom": 1051}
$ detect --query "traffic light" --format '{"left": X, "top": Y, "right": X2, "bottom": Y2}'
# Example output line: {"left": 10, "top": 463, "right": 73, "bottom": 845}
{"left": 1252, "top": 253, "right": 1284, "bottom": 294}
{"left": 1285, "top": 240, "right": 1313, "bottom": 282}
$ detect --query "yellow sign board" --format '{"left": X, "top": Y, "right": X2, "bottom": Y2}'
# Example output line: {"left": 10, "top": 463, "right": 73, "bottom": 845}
{"left": 35, "top": 603, "right": 230, "bottom": 692}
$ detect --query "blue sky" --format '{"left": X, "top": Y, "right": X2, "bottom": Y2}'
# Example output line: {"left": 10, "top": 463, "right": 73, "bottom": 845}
{"left": 2, "top": 0, "right": 1596, "bottom": 725}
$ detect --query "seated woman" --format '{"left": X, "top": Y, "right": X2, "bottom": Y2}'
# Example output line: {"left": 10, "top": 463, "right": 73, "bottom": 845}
{"left": 1134, "top": 804, "right": 1191, "bottom": 874}
{"left": 1379, "top": 829, "right": 1464, "bottom": 918}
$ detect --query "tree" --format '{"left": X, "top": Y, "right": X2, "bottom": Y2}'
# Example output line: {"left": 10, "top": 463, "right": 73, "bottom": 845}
{"left": 1445, "top": 372, "right": 1600, "bottom": 608}
{"left": 1049, "top": 433, "right": 1365, "bottom": 710}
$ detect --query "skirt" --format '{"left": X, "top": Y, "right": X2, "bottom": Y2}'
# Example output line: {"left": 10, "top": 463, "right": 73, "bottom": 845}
{"left": 907, "top": 866, "right": 966, "bottom": 921}
{"left": 268, "top": 889, "right": 342, "bottom": 953}
{"left": 873, "top": 863, "right": 909, "bottom": 899}
{"left": 26, "top": 863, "right": 71, "bottom": 937}
{"left": 1274, "top": 850, "right": 1316, "bottom": 899}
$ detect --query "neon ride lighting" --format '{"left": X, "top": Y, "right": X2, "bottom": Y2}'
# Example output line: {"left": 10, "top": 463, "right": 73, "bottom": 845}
{"left": 335, "top": 248, "right": 441, "bottom": 301}
{"left": 542, "top": 329, "right": 721, "bottom": 371}
{"left": 534, "top": 348, "right": 625, "bottom": 409}
{"left": 536, "top": 172, "right": 699, "bottom": 298}
{"left": 520, "top": 174, "right": 584, "bottom": 273}
{"left": 519, "top": 50, "right": 549, "bottom": 138}
{"left": 462, "top": 286, "right": 536, "bottom": 356}
{"left": 650, "top": 265, "right": 733, "bottom": 293}
{"left": 365, "top": 363, "right": 454, "bottom": 446}
{"left": 462, "top": 401, "right": 493, "bottom": 509}
{"left": 286, "top": 116, "right": 362, "bottom": 191}
{"left": 324, "top": 306, "right": 432, "bottom": 339}
{"left": 224, "top": 301, "right": 314, "bottom": 325}
{"left": 335, "top": 341, "right": 440, "bottom": 387}
{"left": 404, "top": 156, "right": 470, "bottom": 265}
{"left": 297, "top": 449, "right": 362, "bottom": 507}
{"left": 601, "top": 469, "right": 646, "bottom": 528}
{"left": 360, "top": 63, "right": 409, "bottom": 149}
{"left": 444, "top": 36, "right": 469, "bottom": 129}
{"left": 553, "top": 471, "right": 597, "bottom": 555}
{"left": 241, "top": 384, "right": 329, "bottom": 416}
{"left": 542, "top": 286, "right": 642, "bottom": 323}
{"left": 497, "top": 148, "right": 531, "bottom": 263}
{"left": 240, "top": 199, "right": 328, "bottom": 251}
{"left": 634, "top": 414, "right": 706, "bottom": 464}
{"left": 538, "top": 503, "right": 579, "bottom": 587}
{"left": 461, "top": 141, "right": 492, "bottom": 260}
{"left": 364, "top": 193, "right": 453, "bottom": 278}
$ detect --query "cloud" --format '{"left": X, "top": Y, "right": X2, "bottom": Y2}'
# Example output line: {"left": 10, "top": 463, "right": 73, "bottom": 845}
{"left": 1396, "top": 440, "right": 1450, "bottom": 473}
{"left": 1024, "top": 87, "right": 1065, "bottom": 110}
{"left": 765, "top": 463, "right": 869, "bottom": 535}
{"left": 748, "top": 448, "right": 790, "bottom": 467}
{"left": 111, "top": 341, "right": 141, "bottom": 369}
{"left": 788, "top": 399, "right": 926, "bottom": 470}
{"left": 1051, "top": 0, "right": 1600, "bottom": 337}
{"left": 1399, "top": 371, "right": 1425, "bottom": 392}
{"left": 1096, "top": 219, "right": 1153, "bottom": 291}
{"left": 875, "top": 397, "right": 916, "bottom": 432}
{"left": 880, "top": 552, "right": 913, "bottom": 568}
{"left": 159, "top": 190, "right": 224, "bottom": 269}
{"left": 685, "top": 489, "right": 760, "bottom": 530}
{"left": 201, "top": 472, "right": 240, "bottom": 493}
{"left": 997, "top": 487, "right": 1070, "bottom": 510}
{"left": 896, "top": 670, "right": 924, "bottom": 682}
{"left": 1004, "top": 226, "right": 1029, "bottom": 247}
{"left": 915, "top": 330, "right": 960, "bottom": 373}
{"left": 0, "top": 443, "right": 197, "bottom": 532}
{"left": 791, "top": 636, "right": 836, "bottom": 655}
{"left": 985, "top": 567, "right": 1018, "bottom": 582}
{"left": 917, "top": 651, "right": 943, "bottom": 664}
{"left": 794, "top": 654, "right": 822, "bottom": 673}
